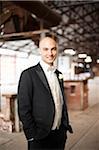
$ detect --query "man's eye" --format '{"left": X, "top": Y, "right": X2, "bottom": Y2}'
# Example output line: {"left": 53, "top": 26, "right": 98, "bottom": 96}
{"left": 52, "top": 47, "right": 57, "bottom": 51}
{"left": 43, "top": 48, "right": 48, "bottom": 51}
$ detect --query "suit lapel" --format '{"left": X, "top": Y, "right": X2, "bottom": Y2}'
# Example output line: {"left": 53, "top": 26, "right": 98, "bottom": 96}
{"left": 35, "top": 63, "right": 51, "bottom": 92}
{"left": 35, "top": 64, "right": 64, "bottom": 97}
{"left": 55, "top": 70, "right": 62, "bottom": 87}
{"left": 55, "top": 70, "right": 64, "bottom": 95}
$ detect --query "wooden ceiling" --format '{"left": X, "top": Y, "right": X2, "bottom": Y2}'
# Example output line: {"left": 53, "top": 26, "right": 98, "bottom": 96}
{"left": 0, "top": 1, "right": 61, "bottom": 33}
{"left": 0, "top": 1, "right": 61, "bottom": 46}
{"left": 0, "top": 0, "right": 99, "bottom": 64}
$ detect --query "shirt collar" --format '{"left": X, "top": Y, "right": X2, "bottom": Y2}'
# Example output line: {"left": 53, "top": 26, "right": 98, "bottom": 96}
{"left": 40, "top": 60, "right": 56, "bottom": 73}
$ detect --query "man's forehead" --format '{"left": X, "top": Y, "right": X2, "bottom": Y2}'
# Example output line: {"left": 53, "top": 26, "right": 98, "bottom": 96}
{"left": 42, "top": 46, "right": 57, "bottom": 50}
{"left": 39, "top": 37, "right": 56, "bottom": 47}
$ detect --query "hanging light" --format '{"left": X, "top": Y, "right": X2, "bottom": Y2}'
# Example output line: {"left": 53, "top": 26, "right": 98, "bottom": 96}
{"left": 78, "top": 53, "right": 87, "bottom": 58}
{"left": 64, "top": 48, "right": 76, "bottom": 55}
{"left": 97, "top": 59, "right": 99, "bottom": 63}
{"left": 85, "top": 56, "right": 92, "bottom": 63}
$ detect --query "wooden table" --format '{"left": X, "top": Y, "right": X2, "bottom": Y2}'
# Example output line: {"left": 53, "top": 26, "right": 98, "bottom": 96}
{"left": 1, "top": 94, "right": 20, "bottom": 132}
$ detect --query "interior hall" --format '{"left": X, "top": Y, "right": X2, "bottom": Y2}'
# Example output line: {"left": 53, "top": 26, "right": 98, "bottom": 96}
{"left": 0, "top": 1, "right": 99, "bottom": 150}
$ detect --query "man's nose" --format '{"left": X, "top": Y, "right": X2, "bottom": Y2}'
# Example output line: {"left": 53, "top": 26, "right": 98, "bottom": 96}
{"left": 48, "top": 49, "right": 52, "bottom": 55}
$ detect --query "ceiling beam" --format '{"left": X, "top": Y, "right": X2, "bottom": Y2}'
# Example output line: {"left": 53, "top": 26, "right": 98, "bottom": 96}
{"left": 12, "top": 1, "right": 62, "bottom": 27}
{"left": 0, "top": 29, "right": 49, "bottom": 41}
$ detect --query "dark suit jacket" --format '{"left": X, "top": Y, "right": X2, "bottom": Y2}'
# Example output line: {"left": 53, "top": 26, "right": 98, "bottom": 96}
{"left": 18, "top": 63, "right": 72, "bottom": 140}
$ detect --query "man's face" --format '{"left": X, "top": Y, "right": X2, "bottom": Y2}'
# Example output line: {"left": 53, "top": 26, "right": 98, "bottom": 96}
{"left": 39, "top": 37, "right": 57, "bottom": 66}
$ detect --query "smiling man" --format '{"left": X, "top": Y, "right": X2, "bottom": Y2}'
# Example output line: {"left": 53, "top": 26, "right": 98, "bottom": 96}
{"left": 18, "top": 36, "right": 73, "bottom": 150}
{"left": 39, "top": 37, "right": 57, "bottom": 66}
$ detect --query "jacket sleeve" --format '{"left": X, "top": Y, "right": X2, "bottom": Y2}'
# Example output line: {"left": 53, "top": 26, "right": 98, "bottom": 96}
{"left": 17, "top": 70, "right": 36, "bottom": 140}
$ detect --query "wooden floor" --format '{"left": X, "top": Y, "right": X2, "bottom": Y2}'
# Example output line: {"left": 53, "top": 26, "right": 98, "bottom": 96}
{"left": 0, "top": 103, "right": 99, "bottom": 150}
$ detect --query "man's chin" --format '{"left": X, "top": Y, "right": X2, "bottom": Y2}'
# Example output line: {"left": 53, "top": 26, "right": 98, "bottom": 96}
{"left": 48, "top": 61, "right": 54, "bottom": 64}
{"left": 46, "top": 61, "right": 53, "bottom": 65}
{"left": 45, "top": 59, "right": 55, "bottom": 64}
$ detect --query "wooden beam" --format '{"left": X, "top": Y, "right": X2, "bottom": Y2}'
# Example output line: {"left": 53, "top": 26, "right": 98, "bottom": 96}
{"left": 0, "top": 10, "right": 12, "bottom": 26}
{"left": 0, "top": 29, "right": 49, "bottom": 41}
{"left": 13, "top": 1, "right": 61, "bottom": 27}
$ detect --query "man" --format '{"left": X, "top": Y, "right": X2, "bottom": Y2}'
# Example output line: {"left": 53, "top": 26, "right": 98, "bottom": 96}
{"left": 18, "top": 37, "right": 73, "bottom": 150}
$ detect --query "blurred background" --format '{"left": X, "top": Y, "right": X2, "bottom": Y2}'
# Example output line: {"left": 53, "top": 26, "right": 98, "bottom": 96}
{"left": 0, "top": 1, "right": 99, "bottom": 149}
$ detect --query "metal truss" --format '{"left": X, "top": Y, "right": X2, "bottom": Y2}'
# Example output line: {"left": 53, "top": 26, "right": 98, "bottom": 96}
{"left": 44, "top": 1, "right": 99, "bottom": 60}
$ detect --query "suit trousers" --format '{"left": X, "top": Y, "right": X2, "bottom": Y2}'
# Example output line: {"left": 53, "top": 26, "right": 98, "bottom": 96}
{"left": 28, "top": 125, "right": 67, "bottom": 150}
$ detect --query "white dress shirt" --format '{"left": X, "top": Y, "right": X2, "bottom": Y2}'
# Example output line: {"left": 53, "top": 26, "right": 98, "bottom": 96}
{"left": 40, "top": 60, "right": 63, "bottom": 130}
